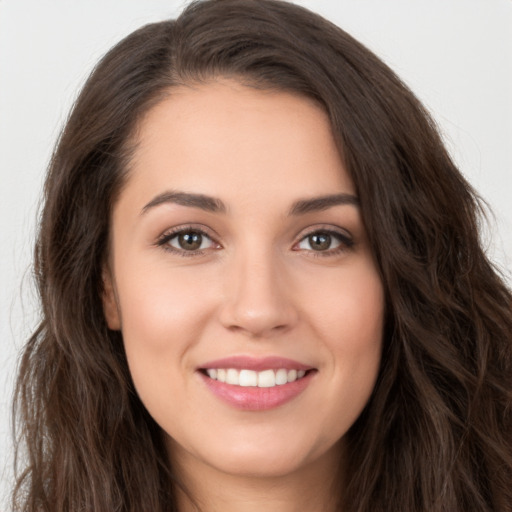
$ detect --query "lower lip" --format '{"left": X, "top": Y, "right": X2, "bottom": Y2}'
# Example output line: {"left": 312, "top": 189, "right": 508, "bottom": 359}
{"left": 199, "top": 371, "right": 314, "bottom": 411}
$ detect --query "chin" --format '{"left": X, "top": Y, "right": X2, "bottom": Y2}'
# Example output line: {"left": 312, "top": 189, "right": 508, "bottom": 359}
{"left": 214, "top": 447, "right": 307, "bottom": 478}
{"left": 181, "top": 430, "right": 343, "bottom": 481}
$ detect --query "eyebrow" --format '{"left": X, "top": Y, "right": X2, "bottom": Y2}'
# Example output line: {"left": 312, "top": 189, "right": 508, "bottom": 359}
{"left": 289, "top": 193, "right": 359, "bottom": 215}
{"left": 140, "top": 190, "right": 359, "bottom": 216}
{"left": 141, "top": 191, "right": 227, "bottom": 214}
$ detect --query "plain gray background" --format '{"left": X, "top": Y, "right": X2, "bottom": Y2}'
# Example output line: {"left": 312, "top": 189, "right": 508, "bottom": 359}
{"left": 1, "top": 0, "right": 511, "bottom": 507}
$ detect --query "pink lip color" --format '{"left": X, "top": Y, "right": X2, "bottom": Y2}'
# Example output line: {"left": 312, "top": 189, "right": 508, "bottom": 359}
{"left": 199, "top": 355, "right": 312, "bottom": 372}
{"left": 198, "top": 356, "right": 315, "bottom": 411}
{"left": 199, "top": 372, "right": 313, "bottom": 411}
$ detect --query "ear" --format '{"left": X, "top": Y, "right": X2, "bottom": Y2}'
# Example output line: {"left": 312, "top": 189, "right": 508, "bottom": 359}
{"left": 101, "top": 266, "right": 121, "bottom": 330}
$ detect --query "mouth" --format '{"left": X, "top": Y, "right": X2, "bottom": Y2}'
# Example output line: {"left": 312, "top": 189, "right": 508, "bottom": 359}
{"left": 200, "top": 367, "right": 309, "bottom": 388}
{"left": 197, "top": 356, "right": 316, "bottom": 410}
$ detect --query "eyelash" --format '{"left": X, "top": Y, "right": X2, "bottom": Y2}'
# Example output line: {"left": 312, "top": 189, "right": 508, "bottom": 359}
{"left": 294, "top": 229, "right": 354, "bottom": 258}
{"left": 156, "top": 225, "right": 218, "bottom": 257}
{"left": 156, "top": 225, "right": 354, "bottom": 257}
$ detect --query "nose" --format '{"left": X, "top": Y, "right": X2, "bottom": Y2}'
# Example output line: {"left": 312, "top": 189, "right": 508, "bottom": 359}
{"left": 218, "top": 248, "right": 299, "bottom": 338}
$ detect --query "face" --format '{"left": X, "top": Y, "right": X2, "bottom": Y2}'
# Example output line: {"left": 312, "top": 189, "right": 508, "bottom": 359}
{"left": 103, "top": 79, "right": 384, "bottom": 481}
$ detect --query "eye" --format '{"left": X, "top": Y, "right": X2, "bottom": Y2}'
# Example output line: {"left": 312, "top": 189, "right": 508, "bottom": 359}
{"left": 296, "top": 229, "right": 353, "bottom": 254}
{"left": 157, "top": 228, "right": 218, "bottom": 254}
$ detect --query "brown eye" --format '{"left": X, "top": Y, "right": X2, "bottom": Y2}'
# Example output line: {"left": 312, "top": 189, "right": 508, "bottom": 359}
{"left": 296, "top": 230, "right": 352, "bottom": 254}
{"left": 177, "top": 232, "right": 203, "bottom": 250}
{"left": 165, "top": 230, "right": 214, "bottom": 252}
{"left": 307, "top": 233, "right": 332, "bottom": 251}
{"left": 298, "top": 232, "right": 340, "bottom": 252}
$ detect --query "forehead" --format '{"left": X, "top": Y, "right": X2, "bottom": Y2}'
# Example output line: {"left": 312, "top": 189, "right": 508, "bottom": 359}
{"left": 123, "top": 79, "right": 354, "bottom": 210}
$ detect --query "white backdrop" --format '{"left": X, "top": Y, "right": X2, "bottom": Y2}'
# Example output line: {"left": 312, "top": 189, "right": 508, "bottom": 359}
{"left": 1, "top": 0, "right": 511, "bottom": 507}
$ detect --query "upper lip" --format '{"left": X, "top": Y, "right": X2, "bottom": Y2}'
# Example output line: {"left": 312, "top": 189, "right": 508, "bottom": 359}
{"left": 199, "top": 356, "right": 314, "bottom": 372}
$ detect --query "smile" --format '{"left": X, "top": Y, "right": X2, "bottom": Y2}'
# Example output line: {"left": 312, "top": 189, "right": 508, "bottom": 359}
{"left": 198, "top": 356, "right": 316, "bottom": 411}
{"left": 204, "top": 368, "right": 307, "bottom": 387}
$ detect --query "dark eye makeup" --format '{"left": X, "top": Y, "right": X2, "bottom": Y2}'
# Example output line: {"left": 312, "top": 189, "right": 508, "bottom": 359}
{"left": 156, "top": 225, "right": 219, "bottom": 256}
{"left": 155, "top": 225, "right": 354, "bottom": 257}
{"left": 294, "top": 229, "right": 354, "bottom": 257}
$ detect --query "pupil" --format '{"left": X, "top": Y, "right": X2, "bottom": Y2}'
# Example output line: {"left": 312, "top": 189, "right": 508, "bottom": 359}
{"left": 179, "top": 232, "right": 202, "bottom": 250}
{"left": 310, "top": 233, "right": 331, "bottom": 251}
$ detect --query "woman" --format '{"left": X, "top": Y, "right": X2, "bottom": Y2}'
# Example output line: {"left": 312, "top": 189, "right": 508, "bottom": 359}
{"left": 12, "top": 0, "right": 512, "bottom": 511}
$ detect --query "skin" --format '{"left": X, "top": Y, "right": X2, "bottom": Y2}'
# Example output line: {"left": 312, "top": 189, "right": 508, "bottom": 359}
{"left": 103, "top": 79, "right": 384, "bottom": 512}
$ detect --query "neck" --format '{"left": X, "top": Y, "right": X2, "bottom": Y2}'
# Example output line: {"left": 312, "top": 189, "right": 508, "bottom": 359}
{"left": 172, "top": 443, "right": 344, "bottom": 512}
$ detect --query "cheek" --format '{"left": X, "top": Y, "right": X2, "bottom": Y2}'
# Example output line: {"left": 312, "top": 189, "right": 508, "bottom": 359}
{"left": 114, "top": 263, "right": 217, "bottom": 389}
{"left": 305, "top": 259, "right": 384, "bottom": 348}
{"left": 118, "top": 262, "right": 213, "bottom": 339}
{"left": 303, "top": 260, "right": 384, "bottom": 410}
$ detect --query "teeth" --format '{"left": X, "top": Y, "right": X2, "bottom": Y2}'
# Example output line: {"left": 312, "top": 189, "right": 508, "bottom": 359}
{"left": 226, "top": 368, "right": 239, "bottom": 385}
{"left": 239, "top": 369, "right": 258, "bottom": 387}
{"left": 204, "top": 368, "right": 308, "bottom": 387}
{"left": 275, "top": 368, "right": 288, "bottom": 385}
{"left": 258, "top": 369, "right": 275, "bottom": 388}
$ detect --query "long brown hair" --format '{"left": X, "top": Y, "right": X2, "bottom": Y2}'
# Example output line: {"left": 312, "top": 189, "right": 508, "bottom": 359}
{"left": 13, "top": 1, "right": 512, "bottom": 511}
